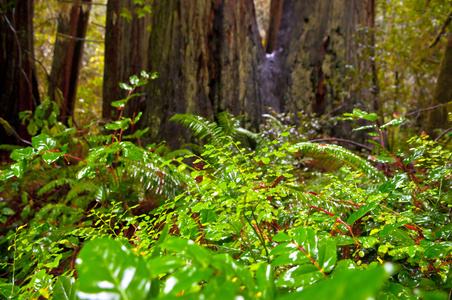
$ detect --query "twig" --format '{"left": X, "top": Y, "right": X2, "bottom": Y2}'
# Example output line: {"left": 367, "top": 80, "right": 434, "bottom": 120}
{"left": 405, "top": 103, "right": 449, "bottom": 117}
{"left": 435, "top": 127, "right": 452, "bottom": 142}
{"left": 308, "top": 138, "right": 374, "bottom": 152}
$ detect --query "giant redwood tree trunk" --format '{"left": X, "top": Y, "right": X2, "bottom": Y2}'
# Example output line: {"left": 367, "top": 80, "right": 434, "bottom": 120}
{"left": 142, "top": 0, "right": 266, "bottom": 148}
{"left": 265, "top": 0, "right": 376, "bottom": 138}
{"left": 102, "top": 0, "right": 151, "bottom": 121}
{"left": 48, "top": 0, "right": 91, "bottom": 125}
{"left": 0, "top": 0, "right": 40, "bottom": 144}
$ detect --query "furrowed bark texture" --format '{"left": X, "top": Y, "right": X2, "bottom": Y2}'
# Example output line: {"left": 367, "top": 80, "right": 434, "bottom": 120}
{"left": 143, "top": 0, "right": 265, "bottom": 148}
{"left": 103, "top": 0, "right": 151, "bottom": 121}
{"left": 0, "top": 0, "right": 40, "bottom": 144}
{"left": 265, "top": 0, "right": 374, "bottom": 138}
{"left": 426, "top": 36, "right": 452, "bottom": 137}
{"left": 48, "top": 0, "right": 91, "bottom": 125}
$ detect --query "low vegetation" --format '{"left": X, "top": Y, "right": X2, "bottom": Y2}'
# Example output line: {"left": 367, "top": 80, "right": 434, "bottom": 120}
{"left": 0, "top": 73, "right": 451, "bottom": 299}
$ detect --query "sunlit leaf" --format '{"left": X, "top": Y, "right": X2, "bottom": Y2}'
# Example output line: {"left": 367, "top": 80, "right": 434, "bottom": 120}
{"left": 76, "top": 238, "right": 151, "bottom": 300}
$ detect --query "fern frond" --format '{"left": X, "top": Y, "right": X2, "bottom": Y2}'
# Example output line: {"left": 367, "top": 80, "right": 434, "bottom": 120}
{"left": 262, "top": 114, "right": 285, "bottom": 131}
{"left": 235, "top": 128, "right": 266, "bottom": 149}
{"left": 284, "top": 185, "right": 350, "bottom": 214}
{"left": 121, "top": 153, "right": 190, "bottom": 199}
{"left": 66, "top": 181, "right": 98, "bottom": 203}
{"left": 293, "top": 142, "right": 385, "bottom": 181}
{"left": 37, "top": 178, "right": 76, "bottom": 197}
{"left": 217, "top": 111, "right": 240, "bottom": 137}
{"left": 170, "top": 114, "right": 224, "bottom": 146}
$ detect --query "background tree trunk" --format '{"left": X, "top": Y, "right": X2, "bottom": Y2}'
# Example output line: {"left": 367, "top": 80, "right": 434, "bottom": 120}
{"left": 102, "top": 0, "right": 151, "bottom": 121}
{"left": 48, "top": 0, "right": 91, "bottom": 125}
{"left": 0, "top": 0, "right": 40, "bottom": 144}
{"left": 142, "top": 0, "right": 265, "bottom": 148}
{"left": 264, "top": 0, "right": 375, "bottom": 138}
{"left": 426, "top": 36, "right": 452, "bottom": 138}
{"left": 265, "top": 0, "right": 283, "bottom": 54}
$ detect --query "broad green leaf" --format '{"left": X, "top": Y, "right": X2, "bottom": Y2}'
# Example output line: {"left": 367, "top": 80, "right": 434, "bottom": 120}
{"left": 357, "top": 236, "right": 380, "bottom": 248}
{"left": 317, "top": 238, "right": 337, "bottom": 272}
{"left": 11, "top": 160, "right": 26, "bottom": 177}
{"left": 272, "top": 232, "right": 290, "bottom": 242}
{"left": 76, "top": 238, "right": 151, "bottom": 300}
{"left": 0, "top": 283, "right": 17, "bottom": 299}
{"left": 32, "top": 134, "right": 57, "bottom": 152}
{"left": 378, "top": 281, "right": 414, "bottom": 299}
{"left": 270, "top": 242, "right": 296, "bottom": 256}
{"left": 129, "top": 75, "right": 139, "bottom": 85}
{"left": 333, "top": 235, "right": 355, "bottom": 246}
{"left": 211, "top": 254, "right": 255, "bottom": 293}
{"left": 276, "top": 264, "right": 324, "bottom": 288}
{"left": 120, "top": 142, "right": 145, "bottom": 162}
{"left": 0, "top": 169, "right": 14, "bottom": 180}
{"left": 77, "top": 166, "right": 96, "bottom": 179}
{"left": 256, "top": 263, "right": 276, "bottom": 300}
{"left": 162, "top": 265, "right": 214, "bottom": 295}
{"left": 105, "top": 120, "right": 128, "bottom": 130}
{"left": 52, "top": 276, "right": 77, "bottom": 300}
{"left": 147, "top": 256, "right": 186, "bottom": 276}
{"left": 162, "top": 237, "right": 211, "bottom": 267}
{"left": 424, "top": 242, "right": 452, "bottom": 259}
{"left": 271, "top": 249, "right": 310, "bottom": 267}
{"left": 347, "top": 200, "right": 380, "bottom": 225}
{"left": 1, "top": 208, "right": 15, "bottom": 216}
{"left": 42, "top": 151, "right": 65, "bottom": 164}
{"left": 10, "top": 147, "right": 34, "bottom": 161}
{"left": 380, "top": 117, "right": 406, "bottom": 129}
{"left": 111, "top": 99, "right": 127, "bottom": 108}
{"left": 342, "top": 109, "right": 379, "bottom": 121}
{"left": 279, "top": 267, "right": 387, "bottom": 300}
{"left": 119, "top": 82, "right": 132, "bottom": 91}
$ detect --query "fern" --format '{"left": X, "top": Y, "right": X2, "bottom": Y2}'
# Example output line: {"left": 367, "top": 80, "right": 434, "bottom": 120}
{"left": 171, "top": 112, "right": 264, "bottom": 148}
{"left": 37, "top": 178, "right": 76, "bottom": 197}
{"left": 284, "top": 185, "right": 350, "bottom": 214}
{"left": 293, "top": 142, "right": 385, "bottom": 181}
{"left": 66, "top": 181, "right": 99, "bottom": 204}
{"left": 170, "top": 114, "right": 224, "bottom": 146}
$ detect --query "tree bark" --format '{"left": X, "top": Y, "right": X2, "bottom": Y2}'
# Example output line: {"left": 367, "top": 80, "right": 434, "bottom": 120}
{"left": 0, "top": 0, "right": 40, "bottom": 144}
{"left": 102, "top": 0, "right": 151, "bottom": 121}
{"left": 48, "top": 0, "right": 91, "bottom": 125}
{"left": 143, "top": 0, "right": 265, "bottom": 148}
{"left": 265, "top": 0, "right": 283, "bottom": 54}
{"left": 265, "top": 0, "right": 375, "bottom": 138}
{"left": 426, "top": 36, "right": 452, "bottom": 138}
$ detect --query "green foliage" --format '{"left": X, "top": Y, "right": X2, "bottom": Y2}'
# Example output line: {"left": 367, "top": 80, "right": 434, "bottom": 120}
{"left": 1, "top": 71, "right": 451, "bottom": 300}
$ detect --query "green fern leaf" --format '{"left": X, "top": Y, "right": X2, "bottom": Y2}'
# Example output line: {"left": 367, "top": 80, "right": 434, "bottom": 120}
{"left": 293, "top": 142, "right": 385, "bottom": 181}
{"left": 170, "top": 114, "right": 224, "bottom": 146}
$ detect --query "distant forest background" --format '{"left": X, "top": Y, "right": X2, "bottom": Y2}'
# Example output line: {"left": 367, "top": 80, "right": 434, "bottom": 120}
{"left": 1, "top": 0, "right": 452, "bottom": 148}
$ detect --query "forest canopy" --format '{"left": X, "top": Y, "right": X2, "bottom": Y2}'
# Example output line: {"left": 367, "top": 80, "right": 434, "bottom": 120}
{"left": 0, "top": 0, "right": 452, "bottom": 299}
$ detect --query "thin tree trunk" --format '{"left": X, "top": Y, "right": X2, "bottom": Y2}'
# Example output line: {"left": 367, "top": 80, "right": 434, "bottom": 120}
{"left": 265, "top": 0, "right": 283, "bottom": 54}
{"left": 103, "top": 0, "right": 151, "bottom": 121}
{"left": 0, "top": 0, "right": 40, "bottom": 144}
{"left": 49, "top": 0, "right": 91, "bottom": 125}
{"left": 426, "top": 36, "right": 452, "bottom": 138}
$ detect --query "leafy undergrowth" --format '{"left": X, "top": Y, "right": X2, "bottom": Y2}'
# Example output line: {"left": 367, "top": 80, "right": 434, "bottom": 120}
{"left": 0, "top": 74, "right": 451, "bottom": 299}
